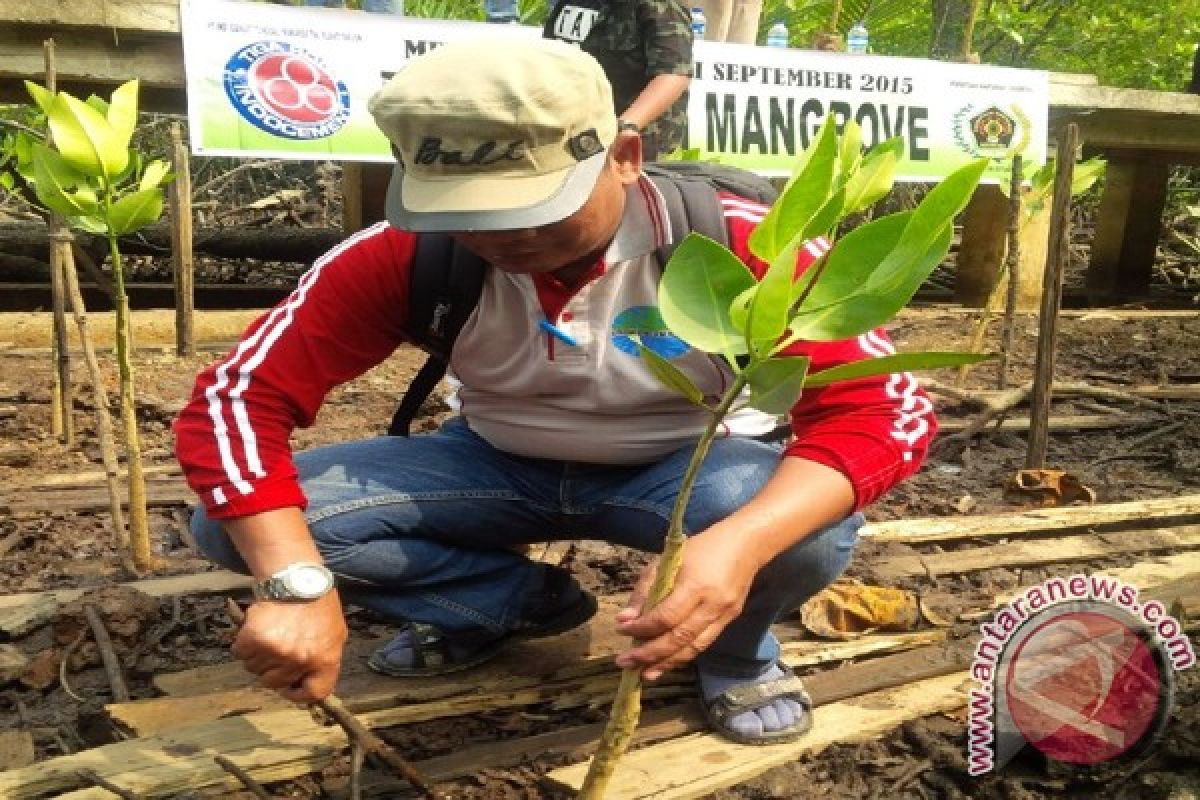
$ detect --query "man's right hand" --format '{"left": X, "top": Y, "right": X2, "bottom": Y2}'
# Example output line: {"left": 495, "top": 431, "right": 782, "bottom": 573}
{"left": 231, "top": 591, "right": 348, "bottom": 703}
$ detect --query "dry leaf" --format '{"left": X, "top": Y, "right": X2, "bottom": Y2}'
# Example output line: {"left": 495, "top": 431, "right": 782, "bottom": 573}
{"left": 799, "top": 581, "right": 920, "bottom": 640}
{"left": 1003, "top": 468, "right": 1096, "bottom": 507}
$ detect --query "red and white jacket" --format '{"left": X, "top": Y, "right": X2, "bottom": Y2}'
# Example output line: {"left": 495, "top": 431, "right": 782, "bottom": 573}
{"left": 174, "top": 176, "right": 936, "bottom": 520}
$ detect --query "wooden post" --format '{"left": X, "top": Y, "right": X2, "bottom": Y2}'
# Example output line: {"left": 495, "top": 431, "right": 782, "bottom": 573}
{"left": 1086, "top": 157, "right": 1169, "bottom": 302}
{"left": 956, "top": 184, "right": 1047, "bottom": 311}
{"left": 45, "top": 39, "right": 73, "bottom": 445}
{"left": 1025, "top": 124, "right": 1079, "bottom": 469}
{"left": 168, "top": 121, "right": 195, "bottom": 357}
{"left": 342, "top": 162, "right": 364, "bottom": 234}
{"left": 997, "top": 155, "right": 1022, "bottom": 389}
{"left": 341, "top": 162, "right": 390, "bottom": 234}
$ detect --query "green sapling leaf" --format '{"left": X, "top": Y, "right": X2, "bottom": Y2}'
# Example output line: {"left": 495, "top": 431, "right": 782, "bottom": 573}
{"left": 31, "top": 143, "right": 96, "bottom": 216}
{"left": 139, "top": 159, "right": 171, "bottom": 191}
{"left": 748, "top": 116, "right": 838, "bottom": 262}
{"left": 107, "top": 81, "right": 140, "bottom": 150}
{"left": 47, "top": 93, "right": 129, "bottom": 179}
{"left": 842, "top": 145, "right": 899, "bottom": 216}
{"left": 23, "top": 81, "right": 55, "bottom": 115}
{"left": 745, "top": 356, "right": 810, "bottom": 415}
{"left": 804, "top": 351, "right": 993, "bottom": 388}
{"left": 837, "top": 119, "right": 863, "bottom": 185}
{"left": 634, "top": 340, "right": 706, "bottom": 406}
{"left": 108, "top": 187, "right": 163, "bottom": 235}
{"left": 659, "top": 233, "right": 755, "bottom": 355}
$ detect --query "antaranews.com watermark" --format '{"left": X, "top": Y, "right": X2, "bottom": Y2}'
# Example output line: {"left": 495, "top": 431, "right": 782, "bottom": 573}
{"left": 967, "top": 573, "right": 1196, "bottom": 775}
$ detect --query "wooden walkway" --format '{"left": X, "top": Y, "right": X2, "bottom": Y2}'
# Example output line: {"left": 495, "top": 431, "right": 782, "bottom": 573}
{"left": 0, "top": 498, "right": 1196, "bottom": 797}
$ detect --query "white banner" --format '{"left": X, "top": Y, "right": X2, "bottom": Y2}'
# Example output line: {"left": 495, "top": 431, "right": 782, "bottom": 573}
{"left": 181, "top": 0, "right": 1048, "bottom": 182}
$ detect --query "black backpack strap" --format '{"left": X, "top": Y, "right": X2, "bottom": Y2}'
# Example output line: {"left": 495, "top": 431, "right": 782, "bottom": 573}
{"left": 646, "top": 171, "right": 730, "bottom": 266}
{"left": 388, "top": 234, "right": 488, "bottom": 436}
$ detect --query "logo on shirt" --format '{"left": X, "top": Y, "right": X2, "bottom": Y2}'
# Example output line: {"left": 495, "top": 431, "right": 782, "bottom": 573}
{"left": 553, "top": 5, "right": 600, "bottom": 42}
{"left": 611, "top": 306, "right": 690, "bottom": 359}
{"left": 223, "top": 41, "right": 351, "bottom": 141}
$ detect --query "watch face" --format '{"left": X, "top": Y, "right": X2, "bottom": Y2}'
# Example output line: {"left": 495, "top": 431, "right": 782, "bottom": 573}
{"left": 284, "top": 565, "right": 333, "bottom": 598}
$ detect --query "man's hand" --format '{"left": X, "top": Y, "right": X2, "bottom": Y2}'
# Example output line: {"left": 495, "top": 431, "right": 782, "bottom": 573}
{"left": 231, "top": 591, "right": 348, "bottom": 702}
{"left": 613, "top": 530, "right": 762, "bottom": 680}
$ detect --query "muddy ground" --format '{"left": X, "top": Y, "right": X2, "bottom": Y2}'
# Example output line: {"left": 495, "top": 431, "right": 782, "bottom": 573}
{"left": 0, "top": 305, "right": 1197, "bottom": 799}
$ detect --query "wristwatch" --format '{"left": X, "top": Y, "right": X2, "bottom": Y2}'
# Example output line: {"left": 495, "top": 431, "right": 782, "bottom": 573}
{"left": 617, "top": 119, "right": 641, "bottom": 134}
{"left": 253, "top": 562, "right": 335, "bottom": 602}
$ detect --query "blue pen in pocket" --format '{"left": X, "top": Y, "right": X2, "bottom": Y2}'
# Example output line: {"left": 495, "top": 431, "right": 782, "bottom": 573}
{"left": 538, "top": 319, "right": 579, "bottom": 347}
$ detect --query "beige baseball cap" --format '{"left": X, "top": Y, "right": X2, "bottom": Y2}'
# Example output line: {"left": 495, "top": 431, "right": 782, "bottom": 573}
{"left": 368, "top": 38, "right": 618, "bottom": 232}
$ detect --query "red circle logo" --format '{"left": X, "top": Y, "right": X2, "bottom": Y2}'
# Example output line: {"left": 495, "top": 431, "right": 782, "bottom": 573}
{"left": 1005, "top": 611, "right": 1162, "bottom": 764}
{"left": 249, "top": 53, "right": 341, "bottom": 124}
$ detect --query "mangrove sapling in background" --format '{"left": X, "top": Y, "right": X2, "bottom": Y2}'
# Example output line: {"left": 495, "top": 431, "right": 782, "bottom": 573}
{"left": 579, "top": 117, "right": 991, "bottom": 797}
{"left": 19, "top": 79, "right": 173, "bottom": 572}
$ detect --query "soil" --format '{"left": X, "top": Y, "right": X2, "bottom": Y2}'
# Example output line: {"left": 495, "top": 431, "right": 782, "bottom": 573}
{"left": 0, "top": 305, "right": 1197, "bottom": 799}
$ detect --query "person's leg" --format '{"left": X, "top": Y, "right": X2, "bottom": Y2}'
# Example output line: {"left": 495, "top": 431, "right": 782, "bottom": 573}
{"left": 190, "top": 418, "right": 589, "bottom": 640}
{"left": 570, "top": 436, "right": 862, "bottom": 740}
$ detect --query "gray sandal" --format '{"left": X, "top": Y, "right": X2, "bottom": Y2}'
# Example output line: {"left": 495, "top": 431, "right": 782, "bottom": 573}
{"left": 699, "top": 662, "right": 814, "bottom": 745}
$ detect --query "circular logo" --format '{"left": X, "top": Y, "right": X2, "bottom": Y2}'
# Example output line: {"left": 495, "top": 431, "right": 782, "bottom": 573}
{"left": 611, "top": 306, "right": 690, "bottom": 359}
{"left": 223, "top": 41, "right": 351, "bottom": 140}
{"left": 1003, "top": 608, "right": 1172, "bottom": 766}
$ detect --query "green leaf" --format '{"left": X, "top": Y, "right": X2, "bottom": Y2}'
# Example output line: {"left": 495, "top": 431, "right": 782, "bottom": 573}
{"left": 68, "top": 214, "right": 110, "bottom": 234}
{"left": 837, "top": 119, "right": 863, "bottom": 184}
{"left": 635, "top": 340, "right": 706, "bottom": 406}
{"left": 794, "top": 211, "right": 912, "bottom": 309}
{"left": 800, "top": 187, "right": 847, "bottom": 242}
{"left": 789, "top": 221, "right": 953, "bottom": 341}
{"left": 658, "top": 233, "right": 756, "bottom": 355}
{"left": 107, "top": 80, "right": 140, "bottom": 150}
{"left": 31, "top": 143, "right": 95, "bottom": 216}
{"left": 108, "top": 187, "right": 163, "bottom": 234}
{"left": 804, "top": 351, "right": 994, "bottom": 388}
{"left": 1070, "top": 156, "right": 1106, "bottom": 196}
{"left": 139, "top": 159, "right": 171, "bottom": 191}
{"left": 24, "top": 81, "right": 55, "bottom": 115}
{"left": 746, "top": 242, "right": 796, "bottom": 356}
{"left": 46, "top": 92, "right": 129, "bottom": 179}
{"left": 728, "top": 284, "right": 757, "bottom": 335}
{"left": 748, "top": 116, "right": 838, "bottom": 262}
{"left": 0, "top": 173, "right": 13, "bottom": 190}
{"left": 745, "top": 355, "right": 810, "bottom": 415}
{"left": 842, "top": 146, "right": 899, "bottom": 215}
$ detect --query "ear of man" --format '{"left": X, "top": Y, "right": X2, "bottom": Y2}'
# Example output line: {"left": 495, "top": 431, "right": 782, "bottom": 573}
{"left": 608, "top": 130, "right": 644, "bottom": 184}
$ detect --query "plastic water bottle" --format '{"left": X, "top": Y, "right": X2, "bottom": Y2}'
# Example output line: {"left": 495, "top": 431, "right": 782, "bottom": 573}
{"left": 766, "top": 21, "right": 788, "bottom": 48}
{"left": 847, "top": 21, "right": 869, "bottom": 53}
{"left": 361, "top": 0, "right": 403, "bottom": 12}
{"left": 690, "top": 6, "right": 706, "bottom": 39}
{"left": 485, "top": 0, "right": 519, "bottom": 24}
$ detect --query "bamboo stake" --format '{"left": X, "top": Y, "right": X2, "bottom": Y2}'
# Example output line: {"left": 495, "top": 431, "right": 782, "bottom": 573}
{"left": 56, "top": 230, "right": 136, "bottom": 575}
{"left": 168, "top": 122, "right": 195, "bottom": 358}
{"left": 1025, "top": 123, "right": 1079, "bottom": 469}
{"left": 106, "top": 224, "right": 158, "bottom": 571}
{"left": 44, "top": 39, "right": 73, "bottom": 445}
{"left": 997, "top": 154, "right": 1023, "bottom": 389}
{"left": 578, "top": 375, "right": 748, "bottom": 798}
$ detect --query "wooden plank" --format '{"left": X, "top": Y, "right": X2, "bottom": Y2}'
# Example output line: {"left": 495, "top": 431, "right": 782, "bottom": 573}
{"left": 864, "top": 495, "right": 1200, "bottom": 544}
{"left": 0, "top": 0, "right": 181, "bottom": 34}
{"left": 0, "top": 480, "right": 194, "bottom": 514}
{"left": 544, "top": 672, "right": 970, "bottom": 798}
{"left": 0, "top": 730, "right": 36, "bottom": 771}
{"left": 994, "top": 550, "right": 1200, "bottom": 607}
{"left": 0, "top": 570, "right": 251, "bottom": 636}
{"left": 22, "top": 463, "right": 181, "bottom": 490}
{"left": 107, "top": 687, "right": 291, "bottom": 737}
{"left": 937, "top": 413, "right": 1145, "bottom": 433}
{"left": 873, "top": 525, "right": 1200, "bottom": 581}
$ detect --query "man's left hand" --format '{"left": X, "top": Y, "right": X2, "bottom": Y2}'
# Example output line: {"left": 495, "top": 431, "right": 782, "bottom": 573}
{"left": 613, "top": 530, "right": 762, "bottom": 680}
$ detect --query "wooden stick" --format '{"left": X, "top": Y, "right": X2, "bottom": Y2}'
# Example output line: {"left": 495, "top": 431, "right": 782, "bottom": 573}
{"left": 55, "top": 230, "right": 136, "bottom": 576}
{"left": 59, "top": 629, "right": 88, "bottom": 703}
{"left": 349, "top": 741, "right": 364, "bottom": 800}
{"left": 223, "top": 599, "right": 439, "bottom": 799}
{"left": 44, "top": 39, "right": 73, "bottom": 445}
{"left": 1025, "top": 123, "right": 1079, "bottom": 468}
{"left": 214, "top": 754, "right": 272, "bottom": 800}
{"left": 83, "top": 603, "right": 130, "bottom": 703}
{"left": 998, "top": 154, "right": 1022, "bottom": 389}
{"left": 168, "top": 121, "right": 195, "bottom": 357}
{"left": 77, "top": 768, "right": 139, "bottom": 799}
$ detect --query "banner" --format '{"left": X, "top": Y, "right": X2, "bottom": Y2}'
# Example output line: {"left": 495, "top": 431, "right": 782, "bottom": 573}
{"left": 181, "top": 0, "right": 1048, "bottom": 182}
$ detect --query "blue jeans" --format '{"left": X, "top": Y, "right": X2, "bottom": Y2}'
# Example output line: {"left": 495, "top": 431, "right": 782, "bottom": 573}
{"left": 192, "top": 417, "right": 862, "bottom": 676}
